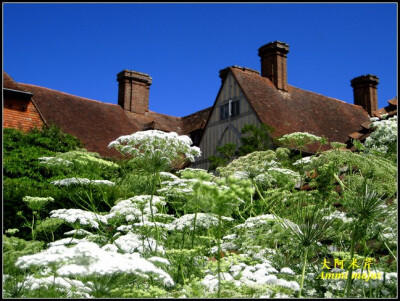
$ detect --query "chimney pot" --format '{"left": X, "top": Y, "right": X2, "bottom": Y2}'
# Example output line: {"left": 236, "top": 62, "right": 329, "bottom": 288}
{"left": 258, "top": 41, "right": 289, "bottom": 91}
{"left": 351, "top": 74, "right": 379, "bottom": 116}
{"left": 117, "top": 69, "right": 152, "bottom": 114}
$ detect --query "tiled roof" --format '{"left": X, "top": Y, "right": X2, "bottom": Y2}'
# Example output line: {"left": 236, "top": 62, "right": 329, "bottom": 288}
{"left": 5, "top": 68, "right": 392, "bottom": 158}
{"left": 229, "top": 67, "right": 372, "bottom": 153}
{"left": 3, "top": 71, "right": 29, "bottom": 92}
{"left": 17, "top": 83, "right": 143, "bottom": 157}
{"left": 9, "top": 77, "right": 211, "bottom": 158}
{"left": 181, "top": 107, "right": 213, "bottom": 134}
{"left": 372, "top": 97, "right": 397, "bottom": 119}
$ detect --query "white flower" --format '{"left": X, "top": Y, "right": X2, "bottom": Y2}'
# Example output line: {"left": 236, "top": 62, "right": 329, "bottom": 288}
{"left": 322, "top": 210, "right": 353, "bottom": 223}
{"left": 39, "top": 157, "right": 73, "bottom": 166}
{"left": 16, "top": 241, "right": 173, "bottom": 287}
{"left": 48, "top": 237, "right": 86, "bottom": 247}
{"left": 108, "top": 130, "right": 201, "bottom": 165}
{"left": 106, "top": 195, "right": 165, "bottom": 223}
{"left": 280, "top": 267, "right": 296, "bottom": 275}
{"left": 50, "top": 208, "right": 107, "bottom": 229}
{"left": 365, "top": 116, "right": 397, "bottom": 155}
{"left": 51, "top": 178, "right": 115, "bottom": 186}
{"left": 167, "top": 213, "right": 233, "bottom": 231}
{"left": 22, "top": 275, "right": 92, "bottom": 297}
{"left": 223, "top": 234, "right": 237, "bottom": 240}
{"left": 147, "top": 256, "right": 170, "bottom": 266}
{"left": 201, "top": 274, "right": 219, "bottom": 292}
{"left": 64, "top": 229, "right": 92, "bottom": 236}
{"left": 293, "top": 156, "right": 317, "bottom": 166}
{"left": 159, "top": 172, "right": 180, "bottom": 181}
{"left": 114, "top": 232, "right": 164, "bottom": 254}
{"left": 267, "top": 167, "right": 301, "bottom": 179}
{"left": 235, "top": 214, "right": 277, "bottom": 229}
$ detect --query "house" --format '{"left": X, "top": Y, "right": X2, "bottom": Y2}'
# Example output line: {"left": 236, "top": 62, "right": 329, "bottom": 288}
{"left": 3, "top": 72, "right": 44, "bottom": 131}
{"left": 3, "top": 70, "right": 211, "bottom": 158}
{"left": 3, "top": 41, "right": 396, "bottom": 167}
{"left": 192, "top": 41, "right": 396, "bottom": 169}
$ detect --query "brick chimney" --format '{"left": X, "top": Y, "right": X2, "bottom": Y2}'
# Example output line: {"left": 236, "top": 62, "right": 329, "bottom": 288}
{"left": 117, "top": 70, "right": 152, "bottom": 114}
{"left": 258, "top": 41, "right": 289, "bottom": 91}
{"left": 351, "top": 74, "right": 379, "bottom": 115}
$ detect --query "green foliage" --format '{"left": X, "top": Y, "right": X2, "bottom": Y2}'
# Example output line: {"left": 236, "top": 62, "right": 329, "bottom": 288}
{"left": 238, "top": 123, "right": 275, "bottom": 155}
{"left": 208, "top": 143, "right": 237, "bottom": 170}
{"left": 34, "top": 217, "right": 65, "bottom": 242}
{"left": 278, "top": 132, "right": 327, "bottom": 154}
{"left": 2, "top": 235, "right": 46, "bottom": 297}
{"left": 110, "top": 285, "right": 168, "bottom": 298}
{"left": 3, "top": 129, "right": 397, "bottom": 298}
{"left": 304, "top": 150, "right": 397, "bottom": 198}
{"left": 3, "top": 126, "right": 83, "bottom": 239}
{"left": 3, "top": 235, "right": 44, "bottom": 275}
{"left": 208, "top": 124, "right": 276, "bottom": 171}
{"left": 217, "top": 150, "right": 278, "bottom": 178}
{"left": 40, "top": 149, "right": 120, "bottom": 180}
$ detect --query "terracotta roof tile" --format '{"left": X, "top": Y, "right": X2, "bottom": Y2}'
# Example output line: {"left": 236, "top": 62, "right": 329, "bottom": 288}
{"left": 349, "top": 131, "right": 368, "bottom": 140}
{"left": 18, "top": 83, "right": 142, "bottom": 158}
{"left": 372, "top": 96, "right": 397, "bottom": 118}
{"left": 230, "top": 67, "right": 371, "bottom": 152}
{"left": 361, "top": 121, "right": 372, "bottom": 129}
{"left": 14, "top": 81, "right": 210, "bottom": 158}
{"left": 388, "top": 97, "right": 397, "bottom": 106}
{"left": 181, "top": 107, "right": 212, "bottom": 134}
{"left": 3, "top": 71, "right": 28, "bottom": 92}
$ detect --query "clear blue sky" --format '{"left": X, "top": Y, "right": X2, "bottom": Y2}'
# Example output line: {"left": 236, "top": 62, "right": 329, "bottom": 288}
{"left": 3, "top": 3, "right": 398, "bottom": 117}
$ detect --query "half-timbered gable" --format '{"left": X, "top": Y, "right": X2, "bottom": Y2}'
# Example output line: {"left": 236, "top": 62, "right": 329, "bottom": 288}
{"left": 194, "top": 67, "right": 262, "bottom": 169}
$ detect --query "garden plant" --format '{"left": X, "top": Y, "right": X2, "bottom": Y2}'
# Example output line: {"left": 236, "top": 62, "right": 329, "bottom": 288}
{"left": 2, "top": 116, "right": 397, "bottom": 298}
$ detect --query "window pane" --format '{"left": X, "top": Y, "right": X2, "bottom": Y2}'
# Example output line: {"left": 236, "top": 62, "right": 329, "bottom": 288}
{"left": 220, "top": 103, "right": 229, "bottom": 120}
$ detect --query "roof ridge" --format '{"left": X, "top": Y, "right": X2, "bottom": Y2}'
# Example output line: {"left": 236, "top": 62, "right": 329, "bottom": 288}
{"left": 181, "top": 106, "right": 213, "bottom": 119}
{"left": 231, "top": 67, "right": 366, "bottom": 112}
{"left": 145, "top": 110, "right": 182, "bottom": 119}
{"left": 18, "top": 83, "right": 117, "bottom": 106}
{"left": 287, "top": 84, "right": 353, "bottom": 105}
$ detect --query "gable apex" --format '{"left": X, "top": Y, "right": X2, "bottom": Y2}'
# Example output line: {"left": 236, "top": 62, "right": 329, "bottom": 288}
{"left": 219, "top": 66, "right": 260, "bottom": 82}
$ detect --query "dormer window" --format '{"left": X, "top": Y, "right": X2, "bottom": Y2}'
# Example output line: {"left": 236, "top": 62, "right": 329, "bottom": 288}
{"left": 220, "top": 99, "right": 240, "bottom": 120}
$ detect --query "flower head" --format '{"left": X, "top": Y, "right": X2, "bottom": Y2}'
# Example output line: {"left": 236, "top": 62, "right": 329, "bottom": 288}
{"left": 108, "top": 130, "right": 201, "bottom": 172}
{"left": 23, "top": 196, "right": 54, "bottom": 211}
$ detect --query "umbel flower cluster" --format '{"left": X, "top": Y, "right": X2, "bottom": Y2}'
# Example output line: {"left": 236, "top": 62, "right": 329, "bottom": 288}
{"left": 23, "top": 196, "right": 54, "bottom": 211}
{"left": 3, "top": 129, "right": 397, "bottom": 298}
{"left": 40, "top": 149, "right": 119, "bottom": 169}
{"left": 108, "top": 130, "right": 201, "bottom": 170}
{"left": 15, "top": 241, "right": 174, "bottom": 286}
{"left": 364, "top": 115, "right": 397, "bottom": 157}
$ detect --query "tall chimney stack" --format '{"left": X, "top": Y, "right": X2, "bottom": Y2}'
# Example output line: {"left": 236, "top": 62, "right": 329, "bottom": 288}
{"left": 351, "top": 74, "right": 379, "bottom": 116}
{"left": 117, "top": 70, "right": 152, "bottom": 114}
{"left": 258, "top": 41, "right": 289, "bottom": 91}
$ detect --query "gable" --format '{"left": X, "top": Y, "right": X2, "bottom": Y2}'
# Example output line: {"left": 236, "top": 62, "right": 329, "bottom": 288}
{"left": 3, "top": 90, "right": 44, "bottom": 132}
{"left": 194, "top": 72, "right": 261, "bottom": 169}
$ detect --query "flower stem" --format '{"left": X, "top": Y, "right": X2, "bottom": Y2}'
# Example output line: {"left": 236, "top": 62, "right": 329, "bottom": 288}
{"left": 345, "top": 228, "right": 357, "bottom": 297}
{"left": 191, "top": 211, "right": 198, "bottom": 249}
{"left": 298, "top": 247, "right": 308, "bottom": 298}
{"left": 149, "top": 172, "right": 160, "bottom": 252}
{"left": 217, "top": 214, "right": 222, "bottom": 298}
{"left": 31, "top": 213, "right": 36, "bottom": 241}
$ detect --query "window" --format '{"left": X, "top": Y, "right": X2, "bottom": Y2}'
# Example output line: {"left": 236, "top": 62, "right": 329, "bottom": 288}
{"left": 220, "top": 99, "right": 240, "bottom": 120}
